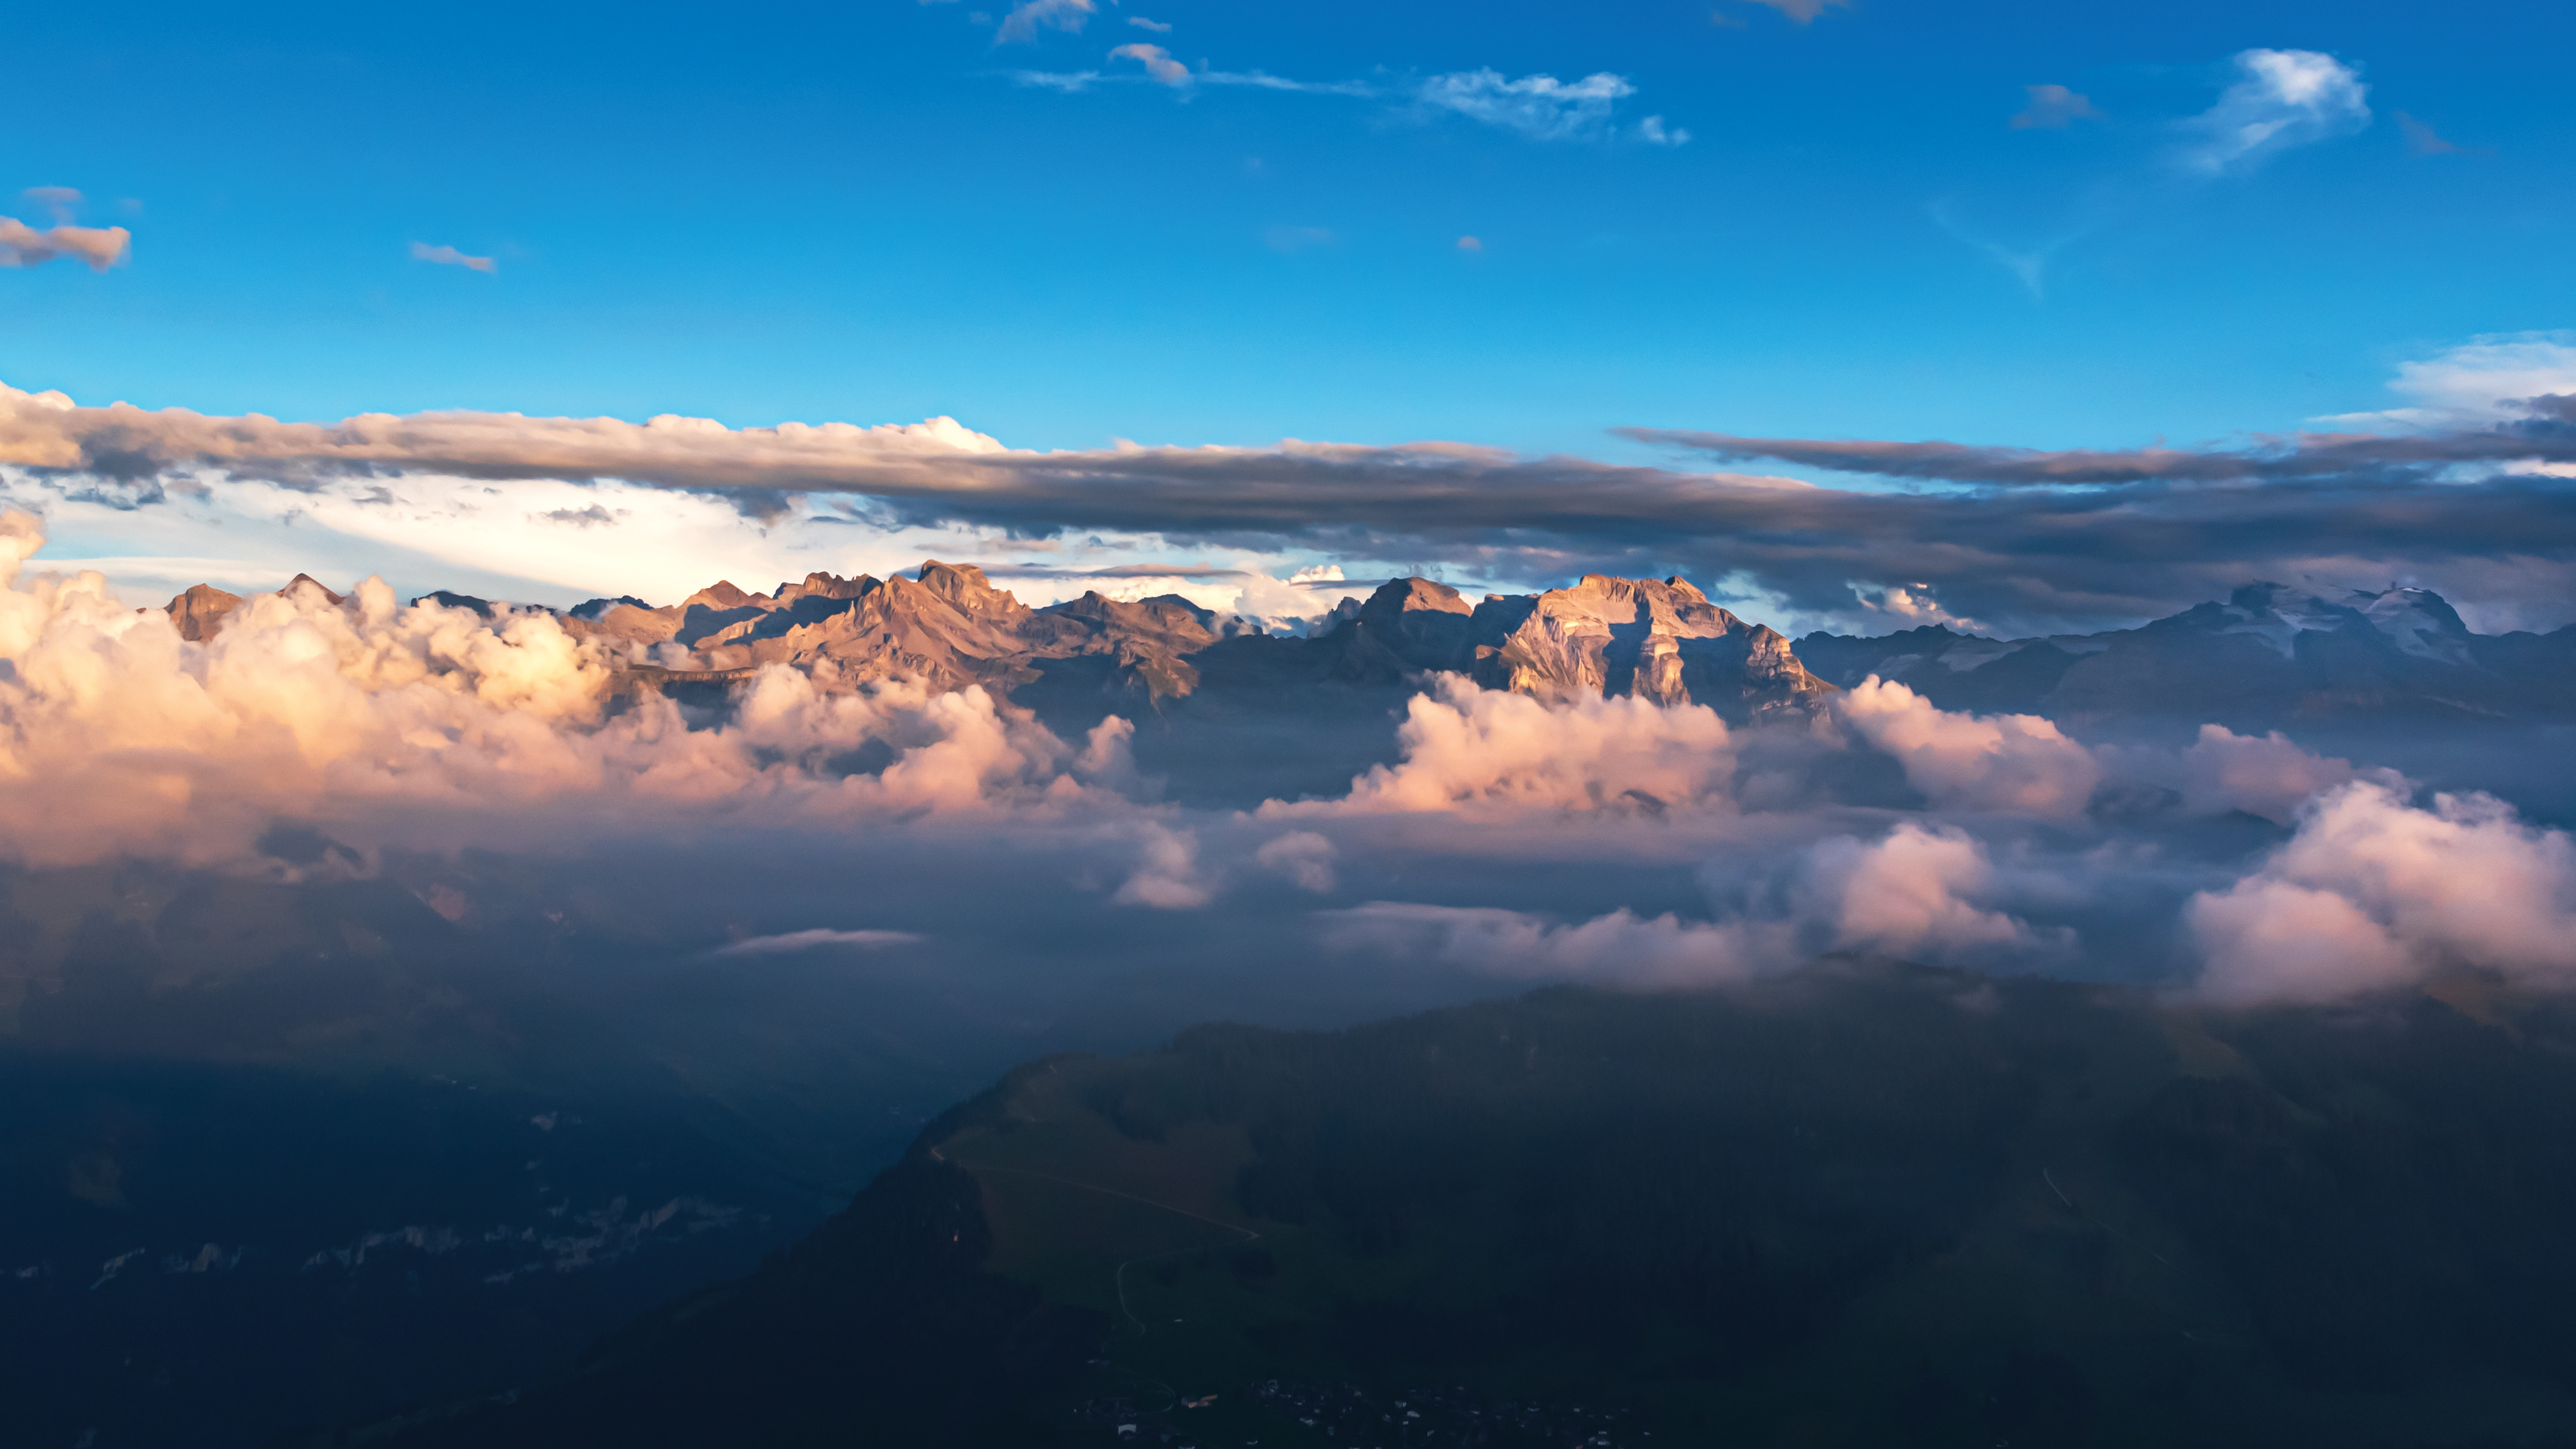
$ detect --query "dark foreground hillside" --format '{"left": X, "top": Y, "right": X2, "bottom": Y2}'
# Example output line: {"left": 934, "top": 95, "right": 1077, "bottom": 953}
{"left": 338, "top": 963, "right": 2576, "bottom": 1449}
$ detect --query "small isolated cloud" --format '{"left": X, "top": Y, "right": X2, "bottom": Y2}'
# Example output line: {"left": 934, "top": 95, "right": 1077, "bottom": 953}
{"left": 1736, "top": 0, "right": 1849, "bottom": 22}
{"left": 1011, "top": 70, "right": 1100, "bottom": 92}
{"left": 410, "top": 242, "right": 497, "bottom": 274}
{"left": 1114, "top": 822, "right": 1211, "bottom": 909}
{"left": 2179, "top": 48, "right": 2370, "bottom": 175}
{"left": 994, "top": 0, "right": 1093, "bottom": 44}
{"left": 1455, "top": 235, "right": 1483, "bottom": 252}
{"left": 1126, "top": 15, "right": 1171, "bottom": 31}
{"left": 2397, "top": 111, "right": 2465, "bottom": 156}
{"left": 20, "top": 187, "right": 83, "bottom": 223}
{"left": 1636, "top": 115, "right": 1690, "bottom": 146}
{"left": 1255, "top": 831, "right": 1337, "bottom": 892}
{"left": 542, "top": 504, "right": 622, "bottom": 528}
{"left": 0, "top": 216, "right": 130, "bottom": 271}
{"left": 1806, "top": 823, "right": 2047, "bottom": 960}
{"left": 1325, "top": 902, "right": 1795, "bottom": 988}
{"left": 712, "top": 928, "right": 927, "bottom": 956}
{"left": 1414, "top": 69, "right": 1638, "bottom": 143}
{"left": 1280, "top": 675, "right": 1736, "bottom": 817}
{"left": 1264, "top": 225, "right": 1338, "bottom": 254}
{"left": 2011, "top": 84, "right": 2101, "bottom": 130}
{"left": 1110, "top": 42, "right": 1189, "bottom": 85}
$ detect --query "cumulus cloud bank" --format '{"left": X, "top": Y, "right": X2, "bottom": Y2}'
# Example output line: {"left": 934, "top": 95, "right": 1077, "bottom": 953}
{"left": 2190, "top": 783, "right": 2576, "bottom": 1004}
{"left": 1281, "top": 675, "right": 1736, "bottom": 816}
{"left": 1328, "top": 817, "right": 2048, "bottom": 987}
{"left": 1838, "top": 679, "right": 2099, "bottom": 817}
{"left": 0, "top": 513, "right": 1130, "bottom": 867}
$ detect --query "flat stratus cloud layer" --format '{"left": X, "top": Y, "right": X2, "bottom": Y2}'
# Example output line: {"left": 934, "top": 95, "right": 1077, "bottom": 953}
{"left": 7, "top": 375, "right": 2576, "bottom": 635}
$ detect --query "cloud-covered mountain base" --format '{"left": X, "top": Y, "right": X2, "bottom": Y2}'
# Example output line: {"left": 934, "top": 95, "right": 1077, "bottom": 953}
{"left": 358, "top": 968, "right": 2576, "bottom": 1449}
{"left": 10, "top": 515, "right": 2576, "bottom": 1443}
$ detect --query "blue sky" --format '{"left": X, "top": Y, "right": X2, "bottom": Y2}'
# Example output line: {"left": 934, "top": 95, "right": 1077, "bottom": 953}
{"left": 8, "top": 0, "right": 2570, "bottom": 463}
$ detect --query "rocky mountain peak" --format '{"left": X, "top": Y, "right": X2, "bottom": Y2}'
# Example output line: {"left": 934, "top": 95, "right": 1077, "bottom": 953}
{"left": 912, "top": 561, "right": 1020, "bottom": 617}
{"left": 684, "top": 581, "right": 763, "bottom": 611}
{"left": 1360, "top": 577, "right": 1472, "bottom": 622}
{"left": 282, "top": 573, "right": 346, "bottom": 607}
{"left": 165, "top": 583, "right": 243, "bottom": 642}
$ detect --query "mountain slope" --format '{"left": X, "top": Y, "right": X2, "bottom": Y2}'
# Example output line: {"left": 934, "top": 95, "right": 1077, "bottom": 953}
{"left": 348, "top": 966, "right": 2576, "bottom": 1449}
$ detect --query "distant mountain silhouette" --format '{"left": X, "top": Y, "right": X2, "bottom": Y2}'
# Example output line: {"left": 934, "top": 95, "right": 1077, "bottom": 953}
{"left": 1800, "top": 583, "right": 2576, "bottom": 725}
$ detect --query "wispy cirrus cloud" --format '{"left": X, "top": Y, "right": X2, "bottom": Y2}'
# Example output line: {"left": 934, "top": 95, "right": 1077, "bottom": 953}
{"left": 994, "top": 0, "right": 1093, "bottom": 44}
{"left": 2010, "top": 84, "right": 2100, "bottom": 130}
{"left": 1109, "top": 42, "right": 1189, "bottom": 85}
{"left": 2178, "top": 48, "right": 2370, "bottom": 175}
{"left": 1734, "top": 0, "right": 1850, "bottom": 23}
{"left": 714, "top": 929, "right": 928, "bottom": 956}
{"left": 1411, "top": 69, "right": 1636, "bottom": 142}
{"left": 2397, "top": 111, "right": 2468, "bottom": 157}
{"left": 410, "top": 242, "right": 496, "bottom": 274}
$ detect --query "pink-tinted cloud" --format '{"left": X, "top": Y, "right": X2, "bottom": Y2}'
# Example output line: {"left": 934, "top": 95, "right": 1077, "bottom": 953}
{"left": 0, "top": 216, "right": 129, "bottom": 271}
{"left": 2010, "top": 84, "right": 2101, "bottom": 130}
{"left": 1837, "top": 677, "right": 2099, "bottom": 816}
{"left": 1274, "top": 674, "right": 1736, "bottom": 817}
{"left": 2190, "top": 782, "right": 2576, "bottom": 1003}
{"left": 1109, "top": 42, "right": 1189, "bottom": 85}
{"left": 410, "top": 242, "right": 497, "bottom": 273}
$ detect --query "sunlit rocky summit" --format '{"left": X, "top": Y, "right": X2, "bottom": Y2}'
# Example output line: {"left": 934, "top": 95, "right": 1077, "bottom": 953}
{"left": 164, "top": 564, "right": 2576, "bottom": 746}
{"left": 168, "top": 564, "right": 1838, "bottom": 722}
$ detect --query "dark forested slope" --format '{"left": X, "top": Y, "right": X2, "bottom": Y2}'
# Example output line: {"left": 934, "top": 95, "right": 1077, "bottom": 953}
{"left": 352, "top": 964, "right": 2576, "bottom": 1449}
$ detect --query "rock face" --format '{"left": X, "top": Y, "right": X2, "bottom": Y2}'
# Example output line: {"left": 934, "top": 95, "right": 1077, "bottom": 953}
{"left": 157, "top": 560, "right": 1839, "bottom": 725}
{"left": 540, "top": 564, "right": 1839, "bottom": 724}
{"left": 1471, "top": 575, "right": 1833, "bottom": 722}
{"left": 1798, "top": 583, "right": 2576, "bottom": 725}
{"left": 164, "top": 584, "right": 243, "bottom": 642}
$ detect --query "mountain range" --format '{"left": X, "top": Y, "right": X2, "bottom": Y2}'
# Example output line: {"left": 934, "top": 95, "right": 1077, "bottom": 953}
{"left": 166, "top": 570, "right": 2576, "bottom": 739}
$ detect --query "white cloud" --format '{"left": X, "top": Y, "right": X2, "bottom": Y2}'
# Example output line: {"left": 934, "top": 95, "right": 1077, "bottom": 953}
{"left": 2011, "top": 84, "right": 2102, "bottom": 130}
{"left": 1738, "top": 0, "right": 1848, "bottom": 22}
{"left": 2308, "top": 333, "right": 2576, "bottom": 432}
{"left": 1111, "top": 42, "right": 1189, "bottom": 85}
{"left": 1414, "top": 69, "right": 1638, "bottom": 143}
{"left": 1837, "top": 677, "right": 2099, "bottom": 816}
{"left": 2190, "top": 782, "right": 2576, "bottom": 1003}
{"left": 994, "top": 0, "right": 1094, "bottom": 43}
{"left": 1114, "top": 821, "right": 1212, "bottom": 908}
{"left": 0, "top": 513, "right": 1127, "bottom": 867}
{"left": 1275, "top": 675, "right": 1736, "bottom": 817}
{"left": 2179, "top": 48, "right": 2370, "bottom": 175}
{"left": 1255, "top": 831, "right": 1337, "bottom": 892}
{"left": 0, "top": 216, "right": 129, "bottom": 271}
{"left": 410, "top": 242, "right": 496, "bottom": 274}
{"left": 1324, "top": 901, "right": 1796, "bottom": 987}
{"left": 1127, "top": 15, "right": 1171, "bottom": 31}
{"left": 1805, "top": 823, "right": 2048, "bottom": 959}
{"left": 1636, "top": 116, "right": 1689, "bottom": 147}
{"left": 714, "top": 928, "right": 926, "bottom": 955}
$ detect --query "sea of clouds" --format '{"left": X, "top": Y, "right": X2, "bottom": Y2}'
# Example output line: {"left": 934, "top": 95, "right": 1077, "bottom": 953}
{"left": 6, "top": 508, "right": 2568, "bottom": 1012}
